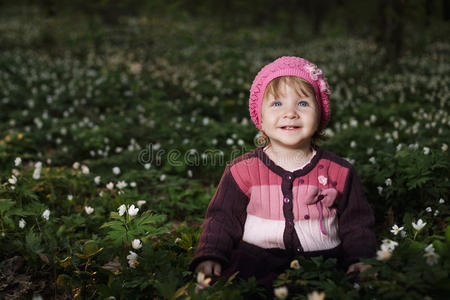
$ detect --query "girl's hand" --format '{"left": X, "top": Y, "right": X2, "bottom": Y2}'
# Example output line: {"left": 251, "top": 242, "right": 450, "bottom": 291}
{"left": 346, "top": 262, "right": 377, "bottom": 281}
{"left": 195, "top": 260, "right": 222, "bottom": 277}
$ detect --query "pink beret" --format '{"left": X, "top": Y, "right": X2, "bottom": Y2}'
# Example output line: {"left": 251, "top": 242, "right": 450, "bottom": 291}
{"left": 249, "top": 56, "right": 331, "bottom": 132}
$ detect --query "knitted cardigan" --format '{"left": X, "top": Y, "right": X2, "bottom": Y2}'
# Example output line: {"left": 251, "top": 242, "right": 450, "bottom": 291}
{"left": 190, "top": 145, "right": 377, "bottom": 272}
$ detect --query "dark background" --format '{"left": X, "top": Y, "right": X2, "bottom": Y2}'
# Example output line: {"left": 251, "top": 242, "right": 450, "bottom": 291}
{"left": 1, "top": 0, "right": 449, "bottom": 64}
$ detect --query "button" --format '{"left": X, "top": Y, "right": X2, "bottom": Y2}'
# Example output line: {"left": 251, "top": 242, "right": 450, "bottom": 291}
{"left": 283, "top": 197, "right": 290, "bottom": 203}
{"left": 318, "top": 164, "right": 324, "bottom": 169}
{"left": 318, "top": 195, "right": 324, "bottom": 201}
{"left": 285, "top": 174, "right": 292, "bottom": 180}
{"left": 299, "top": 179, "right": 304, "bottom": 184}
{"left": 304, "top": 214, "right": 310, "bottom": 219}
{"left": 297, "top": 248, "right": 301, "bottom": 252}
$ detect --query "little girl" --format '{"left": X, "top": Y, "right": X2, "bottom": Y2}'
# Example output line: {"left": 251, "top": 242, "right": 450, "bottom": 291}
{"left": 189, "top": 56, "right": 377, "bottom": 291}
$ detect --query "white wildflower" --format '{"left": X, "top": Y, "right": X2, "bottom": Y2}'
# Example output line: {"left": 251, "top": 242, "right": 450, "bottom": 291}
{"left": 369, "top": 157, "right": 376, "bottom": 164}
{"left": 81, "top": 165, "right": 90, "bottom": 174}
{"left": 126, "top": 251, "right": 139, "bottom": 268}
{"left": 412, "top": 219, "right": 426, "bottom": 231}
{"left": 424, "top": 244, "right": 435, "bottom": 254}
{"left": 377, "top": 186, "right": 383, "bottom": 195}
{"left": 144, "top": 163, "right": 151, "bottom": 170}
{"left": 187, "top": 170, "right": 193, "bottom": 178}
{"left": 128, "top": 205, "right": 139, "bottom": 216}
{"left": 84, "top": 206, "right": 94, "bottom": 215}
{"left": 274, "top": 286, "right": 288, "bottom": 299}
{"left": 116, "top": 181, "right": 127, "bottom": 189}
{"left": 290, "top": 259, "right": 300, "bottom": 270}
{"left": 423, "top": 147, "right": 430, "bottom": 155}
{"left": 381, "top": 239, "right": 398, "bottom": 252}
{"left": 42, "top": 209, "right": 50, "bottom": 221}
{"left": 385, "top": 178, "right": 392, "bottom": 186}
{"left": 426, "top": 207, "right": 432, "bottom": 213}
{"left": 112, "top": 167, "right": 121, "bottom": 175}
{"left": 307, "top": 290, "right": 325, "bottom": 300}
{"left": 32, "top": 168, "right": 41, "bottom": 180}
{"left": 14, "top": 157, "right": 22, "bottom": 166}
{"left": 132, "top": 239, "right": 142, "bottom": 250}
{"left": 130, "top": 181, "right": 136, "bottom": 188}
{"left": 94, "top": 176, "right": 101, "bottom": 185}
{"left": 376, "top": 249, "right": 392, "bottom": 261}
{"left": 137, "top": 200, "right": 146, "bottom": 208}
{"left": 434, "top": 210, "right": 439, "bottom": 216}
{"left": 226, "top": 138, "right": 234, "bottom": 145}
{"left": 424, "top": 251, "right": 440, "bottom": 266}
{"left": 8, "top": 175, "right": 17, "bottom": 185}
{"left": 19, "top": 218, "right": 26, "bottom": 229}
{"left": 439, "top": 198, "right": 445, "bottom": 204}
{"left": 442, "top": 143, "right": 448, "bottom": 152}
{"left": 390, "top": 224, "right": 404, "bottom": 235}
{"left": 67, "top": 195, "right": 73, "bottom": 201}
{"left": 72, "top": 162, "right": 80, "bottom": 169}
{"left": 118, "top": 204, "right": 126, "bottom": 216}
{"left": 106, "top": 182, "right": 114, "bottom": 190}
{"left": 160, "top": 174, "right": 166, "bottom": 182}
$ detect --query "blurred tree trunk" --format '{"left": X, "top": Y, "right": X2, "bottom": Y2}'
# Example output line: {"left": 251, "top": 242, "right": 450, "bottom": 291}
{"left": 286, "top": 0, "right": 299, "bottom": 37}
{"left": 41, "top": 0, "right": 56, "bottom": 18}
{"left": 425, "top": 0, "right": 432, "bottom": 27}
{"left": 443, "top": 0, "right": 450, "bottom": 21}
{"left": 375, "top": 0, "right": 405, "bottom": 66}
{"left": 311, "top": 0, "right": 327, "bottom": 35}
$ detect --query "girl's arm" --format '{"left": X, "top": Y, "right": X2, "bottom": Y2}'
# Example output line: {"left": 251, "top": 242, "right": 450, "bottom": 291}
{"left": 189, "top": 165, "right": 249, "bottom": 272}
{"left": 337, "top": 165, "right": 377, "bottom": 270}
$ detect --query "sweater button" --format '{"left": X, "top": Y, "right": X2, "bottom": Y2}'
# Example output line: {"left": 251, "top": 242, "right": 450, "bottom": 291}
{"left": 297, "top": 248, "right": 301, "bottom": 252}
{"left": 299, "top": 179, "right": 304, "bottom": 184}
{"left": 304, "top": 214, "right": 310, "bottom": 220}
{"left": 283, "top": 197, "right": 290, "bottom": 203}
{"left": 285, "top": 174, "right": 292, "bottom": 180}
{"left": 318, "top": 164, "right": 324, "bottom": 169}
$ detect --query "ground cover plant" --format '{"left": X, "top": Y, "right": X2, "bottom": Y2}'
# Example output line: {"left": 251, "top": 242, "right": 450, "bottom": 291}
{"left": 0, "top": 7, "right": 449, "bottom": 299}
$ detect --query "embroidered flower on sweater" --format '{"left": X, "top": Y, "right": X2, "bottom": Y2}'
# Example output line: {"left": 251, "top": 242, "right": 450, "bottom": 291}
{"left": 318, "top": 175, "right": 328, "bottom": 185}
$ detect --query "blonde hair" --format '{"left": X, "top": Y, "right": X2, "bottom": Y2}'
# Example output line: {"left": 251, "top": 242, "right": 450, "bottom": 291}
{"left": 257, "top": 76, "right": 328, "bottom": 148}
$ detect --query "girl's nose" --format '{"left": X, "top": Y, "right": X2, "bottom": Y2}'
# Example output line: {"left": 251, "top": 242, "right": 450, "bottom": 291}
{"left": 283, "top": 105, "right": 299, "bottom": 118}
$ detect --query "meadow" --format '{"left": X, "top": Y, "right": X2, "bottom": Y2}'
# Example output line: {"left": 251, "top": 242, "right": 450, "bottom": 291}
{"left": 0, "top": 9, "right": 449, "bottom": 299}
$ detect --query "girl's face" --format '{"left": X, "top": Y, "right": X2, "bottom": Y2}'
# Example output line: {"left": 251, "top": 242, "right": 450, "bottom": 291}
{"left": 260, "top": 81, "right": 319, "bottom": 150}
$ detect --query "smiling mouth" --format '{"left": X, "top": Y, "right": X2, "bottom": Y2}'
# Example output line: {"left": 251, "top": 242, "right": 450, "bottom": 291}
{"left": 280, "top": 126, "right": 300, "bottom": 130}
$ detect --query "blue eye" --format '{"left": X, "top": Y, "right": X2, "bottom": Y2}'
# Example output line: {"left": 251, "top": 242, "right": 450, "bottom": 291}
{"left": 272, "top": 101, "right": 282, "bottom": 107}
{"left": 298, "top": 101, "right": 308, "bottom": 107}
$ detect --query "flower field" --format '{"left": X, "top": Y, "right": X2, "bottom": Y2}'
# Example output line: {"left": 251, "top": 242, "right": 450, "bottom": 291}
{"left": 0, "top": 11, "right": 449, "bottom": 299}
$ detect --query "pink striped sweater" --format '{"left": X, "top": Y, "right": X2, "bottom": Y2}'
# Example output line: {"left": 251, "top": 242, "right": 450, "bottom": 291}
{"left": 190, "top": 145, "right": 376, "bottom": 271}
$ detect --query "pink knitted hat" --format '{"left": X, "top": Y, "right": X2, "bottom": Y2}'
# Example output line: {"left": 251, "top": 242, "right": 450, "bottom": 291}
{"left": 249, "top": 56, "right": 331, "bottom": 132}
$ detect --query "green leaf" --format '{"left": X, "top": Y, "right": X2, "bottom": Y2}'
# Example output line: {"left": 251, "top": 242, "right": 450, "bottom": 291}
{"left": 0, "top": 199, "right": 15, "bottom": 213}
